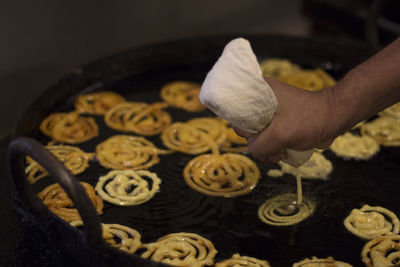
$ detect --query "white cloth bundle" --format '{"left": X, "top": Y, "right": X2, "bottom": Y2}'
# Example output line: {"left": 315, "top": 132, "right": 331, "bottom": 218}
{"left": 200, "top": 38, "right": 312, "bottom": 166}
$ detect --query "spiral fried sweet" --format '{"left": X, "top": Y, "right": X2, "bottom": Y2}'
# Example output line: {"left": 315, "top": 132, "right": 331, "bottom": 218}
{"left": 292, "top": 256, "right": 352, "bottom": 267}
{"left": 215, "top": 254, "right": 271, "bottom": 267}
{"left": 330, "top": 132, "right": 379, "bottom": 160}
{"left": 74, "top": 91, "right": 125, "bottom": 115}
{"left": 361, "top": 234, "right": 400, "bottom": 267}
{"left": 161, "top": 117, "right": 227, "bottom": 155}
{"left": 217, "top": 118, "right": 248, "bottom": 153}
{"left": 361, "top": 117, "right": 400, "bottom": 146}
{"left": 124, "top": 102, "right": 171, "bottom": 136}
{"left": 71, "top": 220, "right": 142, "bottom": 253}
{"left": 38, "top": 182, "right": 103, "bottom": 222}
{"left": 220, "top": 128, "right": 248, "bottom": 153}
{"left": 160, "top": 81, "right": 206, "bottom": 112}
{"left": 96, "top": 135, "right": 169, "bottom": 170}
{"left": 280, "top": 68, "right": 335, "bottom": 91}
{"left": 25, "top": 145, "right": 94, "bottom": 184}
{"left": 258, "top": 193, "right": 315, "bottom": 226}
{"left": 95, "top": 169, "right": 161, "bottom": 206}
{"left": 260, "top": 58, "right": 301, "bottom": 79}
{"left": 41, "top": 111, "right": 99, "bottom": 144}
{"left": 183, "top": 153, "right": 260, "bottom": 197}
{"left": 104, "top": 102, "right": 171, "bottom": 135}
{"left": 40, "top": 112, "right": 68, "bottom": 137}
{"left": 104, "top": 102, "right": 147, "bottom": 131}
{"left": 344, "top": 205, "right": 400, "bottom": 240}
{"left": 141, "top": 232, "right": 217, "bottom": 267}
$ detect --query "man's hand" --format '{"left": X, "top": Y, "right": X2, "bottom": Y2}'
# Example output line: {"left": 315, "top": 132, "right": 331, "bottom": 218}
{"left": 238, "top": 77, "right": 339, "bottom": 163}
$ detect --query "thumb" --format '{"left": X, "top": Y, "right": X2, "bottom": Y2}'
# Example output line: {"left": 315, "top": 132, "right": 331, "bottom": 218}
{"left": 247, "top": 120, "right": 288, "bottom": 160}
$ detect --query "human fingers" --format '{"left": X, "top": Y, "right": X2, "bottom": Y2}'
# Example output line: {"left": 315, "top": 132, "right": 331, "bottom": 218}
{"left": 247, "top": 120, "right": 289, "bottom": 160}
{"left": 260, "top": 150, "right": 288, "bottom": 163}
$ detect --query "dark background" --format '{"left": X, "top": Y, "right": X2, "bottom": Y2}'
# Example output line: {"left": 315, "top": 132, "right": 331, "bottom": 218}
{"left": 0, "top": 0, "right": 311, "bottom": 136}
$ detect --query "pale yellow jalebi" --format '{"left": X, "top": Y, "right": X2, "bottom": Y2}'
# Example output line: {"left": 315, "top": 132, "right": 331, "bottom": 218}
{"left": 71, "top": 221, "right": 142, "bottom": 253}
{"left": 292, "top": 256, "right": 353, "bottom": 267}
{"left": 41, "top": 111, "right": 99, "bottom": 144}
{"left": 74, "top": 91, "right": 126, "bottom": 115}
{"left": 361, "top": 234, "right": 400, "bottom": 267}
{"left": 95, "top": 169, "right": 161, "bottom": 206}
{"left": 260, "top": 58, "right": 301, "bottom": 79}
{"left": 344, "top": 205, "right": 400, "bottom": 240}
{"left": 361, "top": 117, "right": 400, "bottom": 146}
{"left": 38, "top": 182, "right": 103, "bottom": 222}
{"left": 104, "top": 102, "right": 171, "bottom": 136}
{"left": 161, "top": 117, "right": 227, "bottom": 155}
{"left": 329, "top": 132, "right": 380, "bottom": 160}
{"left": 183, "top": 153, "right": 260, "bottom": 197}
{"left": 141, "top": 232, "right": 217, "bottom": 267}
{"left": 258, "top": 193, "right": 315, "bottom": 226}
{"left": 160, "top": 81, "right": 206, "bottom": 112}
{"left": 279, "top": 152, "right": 332, "bottom": 180}
{"left": 25, "top": 145, "right": 94, "bottom": 184}
{"left": 96, "top": 135, "right": 170, "bottom": 170}
{"left": 215, "top": 254, "right": 271, "bottom": 267}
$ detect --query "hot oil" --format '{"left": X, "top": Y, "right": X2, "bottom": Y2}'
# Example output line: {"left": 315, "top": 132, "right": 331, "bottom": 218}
{"left": 29, "top": 64, "right": 400, "bottom": 266}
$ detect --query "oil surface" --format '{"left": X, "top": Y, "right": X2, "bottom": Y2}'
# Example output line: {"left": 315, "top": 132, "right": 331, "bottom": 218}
{"left": 29, "top": 63, "right": 400, "bottom": 266}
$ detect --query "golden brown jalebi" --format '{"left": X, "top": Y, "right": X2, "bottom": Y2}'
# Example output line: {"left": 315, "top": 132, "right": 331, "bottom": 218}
{"left": 25, "top": 145, "right": 94, "bottom": 184}
{"left": 280, "top": 68, "right": 336, "bottom": 91}
{"left": 41, "top": 111, "right": 99, "bottom": 144}
{"left": 95, "top": 169, "right": 161, "bottom": 206}
{"left": 217, "top": 118, "right": 248, "bottom": 153}
{"left": 161, "top": 117, "right": 227, "bottom": 155}
{"left": 292, "top": 256, "right": 353, "bottom": 267}
{"left": 104, "top": 102, "right": 147, "bottom": 131}
{"left": 38, "top": 182, "right": 103, "bottom": 222}
{"left": 104, "top": 102, "right": 171, "bottom": 136}
{"left": 215, "top": 254, "right": 271, "bottom": 267}
{"left": 329, "top": 132, "right": 380, "bottom": 160}
{"left": 258, "top": 193, "right": 315, "bottom": 226}
{"left": 160, "top": 81, "right": 206, "bottom": 112}
{"left": 96, "top": 135, "right": 169, "bottom": 170}
{"left": 71, "top": 220, "right": 142, "bottom": 253}
{"left": 74, "top": 91, "right": 126, "bottom": 115}
{"left": 344, "top": 205, "right": 400, "bottom": 240}
{"left": 361, "top": 117, "right": 400, "bottom": 146}
{"left": 183, "top": 153, "right": 260, "bottom": 197}
{"left": 260, "top": 58, "right": 301, "bottom": 79}
{"left": 188, "top": 117, "right": 227, "bottom": 143}
{"left": 39, "top": 112, "right": 68, "bottom": 137}
{"left": 361, "top": 234, "right": 400, "bottom": 267}
{"left": 141, "top": 232, "right": 217, "bottom": 267}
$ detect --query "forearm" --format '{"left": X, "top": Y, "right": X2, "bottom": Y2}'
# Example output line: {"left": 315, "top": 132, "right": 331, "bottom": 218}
{"left": 327, "top": 38, "right": 400, "bottom": 133}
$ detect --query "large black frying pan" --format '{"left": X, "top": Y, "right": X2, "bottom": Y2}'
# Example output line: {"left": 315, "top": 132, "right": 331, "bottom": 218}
{"left": 9, "top": 35, "right": 399, "bottom": 266}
